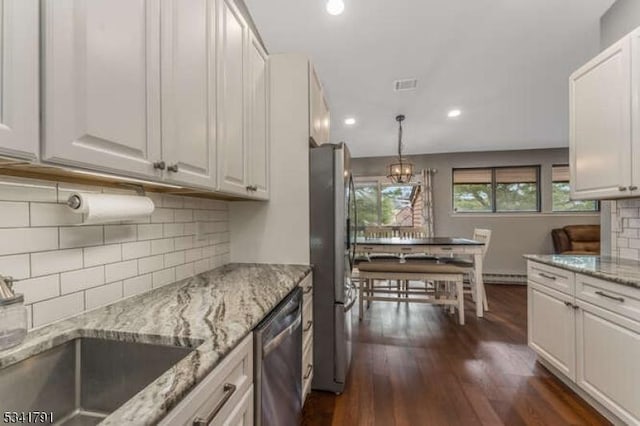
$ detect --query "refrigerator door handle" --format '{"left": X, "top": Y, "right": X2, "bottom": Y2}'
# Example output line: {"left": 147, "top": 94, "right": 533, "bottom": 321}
{"left": 344, "top": 296, "right": 356, "bottom": 312}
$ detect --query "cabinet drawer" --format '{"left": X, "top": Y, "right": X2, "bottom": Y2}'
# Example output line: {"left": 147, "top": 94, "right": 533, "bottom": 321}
{"left": 222, "top": 388, "right": 254, "bottom": 426}
{"left": 160, "top": 333, "right": 253, "bottom": 426}
{"left": 302, "top": 298, "right": 313, "bottom": 351}
{"left": 528, "top": 262, "right": 575, "bottom": 295}
{"left": 576, "top": 274, "right": 640, "bottom": 322}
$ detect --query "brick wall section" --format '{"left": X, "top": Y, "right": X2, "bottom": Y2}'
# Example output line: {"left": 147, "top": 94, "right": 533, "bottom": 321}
{"left": 610, "top": 198, "right": 640, "bottom": 260}
{"left": 0, "top": 176, "right": 230, "bottom": 329}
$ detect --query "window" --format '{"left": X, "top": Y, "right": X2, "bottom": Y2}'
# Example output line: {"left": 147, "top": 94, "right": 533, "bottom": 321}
{"left": 453, "top": 166, "right": 540, "bottom": 213}
{"left": 354, "top": 180, "right": 424, "bottom": 228}
{"left": 552, "top": 165, "right": 599, "bottom": 212}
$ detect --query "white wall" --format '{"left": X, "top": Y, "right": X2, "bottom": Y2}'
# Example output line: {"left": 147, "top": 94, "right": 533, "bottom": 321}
{"left": 352, "top": 148, "right": 600, "bottom": 276}
{"left": 230, "top": 54, "right": 310, "bottom": 265}
{"left": 0, "top": 176, "right": 230, "bottom": 329}
{"left": 600, "top": 0, "right": 640, "bottom": 48}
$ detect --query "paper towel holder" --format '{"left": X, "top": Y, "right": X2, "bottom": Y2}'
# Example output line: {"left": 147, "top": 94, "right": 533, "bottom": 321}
{"left": 66, "top": 183, "right": 146, "bottom": 210}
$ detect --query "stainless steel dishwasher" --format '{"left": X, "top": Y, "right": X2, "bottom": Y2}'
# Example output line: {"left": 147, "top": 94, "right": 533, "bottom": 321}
{"left": 254, "top": 287, "right": 302, "bottom": 426}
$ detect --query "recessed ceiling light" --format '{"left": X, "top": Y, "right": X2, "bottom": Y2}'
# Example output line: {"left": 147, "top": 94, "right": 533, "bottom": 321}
{"left": 344, "top": 117, "right": 356, "bottom": 126}
{"left": 326, "top": 0, "right": 344, "bottom": 15}
{"left": 447, "top": 109, "right": 462, "bottom": 118}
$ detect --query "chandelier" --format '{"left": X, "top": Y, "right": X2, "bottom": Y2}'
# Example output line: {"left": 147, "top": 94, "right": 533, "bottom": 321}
{"left": 387, "top": 114, "right": 414, "bottom": 184}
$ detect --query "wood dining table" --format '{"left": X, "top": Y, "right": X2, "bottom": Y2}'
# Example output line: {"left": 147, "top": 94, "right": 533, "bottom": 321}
{"left": 355, "top": 237, "right": 487, "bottom": 317}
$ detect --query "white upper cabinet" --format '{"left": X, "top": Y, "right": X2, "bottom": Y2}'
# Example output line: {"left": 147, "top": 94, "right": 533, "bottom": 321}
{"left": 570, "top": 27, "right": 640, "bottom": 200}
{"left": 0, "top": 0, "right": 39, "bottom": 160}
{"left": 309, "top": 66, "right": 330, "bottom": 146}
{"left": 42, "top": 0, "right": 162, "bottom": 178}
{"left": 216, "top": 0, "right": 248, "bottom": 195}
{"left": 247, "top": 31, "right": 269, "bottom": 199}
{"left": 161, "top": 0, "right": 216, "bottom": 188}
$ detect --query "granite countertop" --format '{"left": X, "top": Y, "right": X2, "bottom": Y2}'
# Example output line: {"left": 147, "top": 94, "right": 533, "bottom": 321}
{"left": 0, "top": 263, "right": 311, "bottom": 425}
{"left": 524, "top": 254, "right": 640, "bottom": 289}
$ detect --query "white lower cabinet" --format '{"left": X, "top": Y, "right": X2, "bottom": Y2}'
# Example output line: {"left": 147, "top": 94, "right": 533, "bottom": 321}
{"left": 300, "top": 274, "right": 314, "bottom": 405}
{"left": 160, "top": 333, "right": 253, "bottom": 426}
{"left": 527, "top": 261, "right": 640, "bottom": 425}
{"left": 527, "top": 282, "right": 576, "bottom": 380}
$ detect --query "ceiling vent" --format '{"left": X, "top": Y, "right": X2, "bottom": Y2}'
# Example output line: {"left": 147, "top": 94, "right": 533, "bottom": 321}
{"left": 394, "top": 78, "right": 418, "bottom": 91}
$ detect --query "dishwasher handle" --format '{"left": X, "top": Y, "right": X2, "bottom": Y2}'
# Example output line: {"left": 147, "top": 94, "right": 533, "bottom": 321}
{"left": 263, "top": 312, "right": 301, "bottom": 357}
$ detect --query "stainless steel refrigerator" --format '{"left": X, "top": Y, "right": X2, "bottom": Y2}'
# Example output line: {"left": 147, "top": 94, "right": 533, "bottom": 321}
{"left": 309, "top": 143, "right": 357, "bottom": 394}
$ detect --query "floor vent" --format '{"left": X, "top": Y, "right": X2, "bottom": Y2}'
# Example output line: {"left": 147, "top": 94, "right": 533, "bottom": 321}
{"left": 394, "top": 78, "right": 418, "bottom": 91}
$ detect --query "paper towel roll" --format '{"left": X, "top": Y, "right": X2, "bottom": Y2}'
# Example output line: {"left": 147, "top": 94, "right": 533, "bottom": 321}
{"left": 68, "top": 193, "right": 155, "bottom": 224}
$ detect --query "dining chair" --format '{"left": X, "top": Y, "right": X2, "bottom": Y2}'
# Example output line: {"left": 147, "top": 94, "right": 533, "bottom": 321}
{"left": 445, "top": 228, "right": 492, "bottom": 311}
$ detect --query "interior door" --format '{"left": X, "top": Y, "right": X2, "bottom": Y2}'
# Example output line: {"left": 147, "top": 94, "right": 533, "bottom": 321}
{"left": 42, "top": 0, "right": 162, "bottom": 178}
{"left": 0, "top": 0, "right": 39, "bottom": 160}
{"left": 160, "top": 0, "right": 216, "bottom": 189}
{"left": 216, "top": 0, "right": 248, "bottom": 195}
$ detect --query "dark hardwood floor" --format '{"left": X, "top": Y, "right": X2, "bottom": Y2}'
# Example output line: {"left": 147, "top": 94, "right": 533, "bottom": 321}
{"left": 302, "top": 284, "right": 610, "bottom": 426}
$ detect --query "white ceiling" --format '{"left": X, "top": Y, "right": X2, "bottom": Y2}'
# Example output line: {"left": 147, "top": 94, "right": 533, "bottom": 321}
{"left": 245, "top": 0, "right": 615, "bottom": 158}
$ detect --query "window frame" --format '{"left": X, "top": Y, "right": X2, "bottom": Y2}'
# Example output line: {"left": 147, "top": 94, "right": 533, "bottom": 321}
{"left": 551, "top": 164, "right": 600, "bottom": 213}
{"left": 354, "top": 178, "right": 422, "bottom": 228}
{"left": 452, "top": 165, "right": 541, "bottom": 214}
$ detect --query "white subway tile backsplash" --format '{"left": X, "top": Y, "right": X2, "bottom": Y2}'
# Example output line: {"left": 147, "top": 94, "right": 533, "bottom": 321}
{"left": 122, "top": 241, "right": 151, "bottom": 260}
{"left": 30, "top": 203, "right": 82, "bottom": 226}
{"left": 0, "top": 228, "right": 58, "bottom": 255}
{"left": 104, "top": 224, "right": 137, "bottom": 244}
{"left": 164, "top": 251, "right": 185, "bottom": 268}
{"left": 0, "top": 254, "right": 30, "bottom": 279}
{"left": 13, "top": 274, "right": 60, "bottom": 304}
{"left": 151, "top": 238, "right": 174, "bottom": 255}
{"left": 0, "top": 177, "right": 56, "bottom": 202}
{"left": 60, "top": 226, "right": 103, "bottom": 249}
{"left": 152, "top": 208, "right": 174, "bottom": 223}
{"left": 84, "top": 244, "right": 122, "bottom": 267}
{"left": 85, "top": 281, "right": 123, "bottom": 310}
{"left": 124, "top": 274, "right": 152, "bottom": 297}
{"left": 105, "top": 260, "right": 138, "bottom": 282}
{"left": 138, "top": 224, "right": 164, "bottom": 240}
{"left": 32, "top": 249, "right": 84, "bottom": 276}
{"left": 0, "top": 201, "right": 29, "bottom": 228}
{"left": 152, "top": 268, "right": 176, "bottom": 288}
{"left": 175, "top": 262, "right": 195, "bottom": 281}
{"left": 138, "top": 254, "right": 165, "bottom": 274}
{"left": 61, "top": 266, "right": 105, "bottom": 294}
{"left": 0, "top": 177, "right": 229, "bottom": 329}
{"left": 611, "top": 198, "right": 640, "bottom": 260}
{"left": 33, "top": 292, "right": 84, "bottom": 327}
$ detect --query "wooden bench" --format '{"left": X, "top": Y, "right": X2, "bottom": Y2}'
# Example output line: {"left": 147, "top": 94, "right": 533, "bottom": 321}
{"left": 357, "top": 260, "right": 467, "bottom": 325}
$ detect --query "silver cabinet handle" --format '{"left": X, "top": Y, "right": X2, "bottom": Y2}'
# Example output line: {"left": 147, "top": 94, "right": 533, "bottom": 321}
{"left": 539, "top": 273, "right": 557, "bottom": 280}
{"left": 630, "top": 185, "right": 639, "bottom": 191}
{"left": 595, "top": 291, "right": 625, "bottom": 303}
{"left": 304, "top": 320, "right": 313, "bottom": 332}
{"left": 153, "top": 161, "right": 166, "bottom": 170}
{"left": 193, "top": 383, "right": 237, "bottom": 426}
{"left": 303, "top": 285, "right": 313, "bottom": 294}
{"left": 619, "top": 186, "right": 628, "bottom": 191}
{"left": 167, "top": 164, "right": 179, "bottom": 173}
{"left": 245, "top": 185, "right": 258, "bottom": 191}
{"left": 440, "top": 247, "right": 453, "bottom": 251}
{"left": 564, "top": 301, "right": 573, "bottom": 307}
{"left": 303, "top": 364, "right": 313, "bottom": 380}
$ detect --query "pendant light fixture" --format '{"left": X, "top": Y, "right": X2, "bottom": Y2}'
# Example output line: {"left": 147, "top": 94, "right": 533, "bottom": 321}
{"left": 387, "top": 114, "right": 414, "bottom": 184}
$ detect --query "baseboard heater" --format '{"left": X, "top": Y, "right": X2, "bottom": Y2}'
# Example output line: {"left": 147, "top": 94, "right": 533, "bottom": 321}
{"left": 473, "top": 273, "right": 527, "bottom": 285}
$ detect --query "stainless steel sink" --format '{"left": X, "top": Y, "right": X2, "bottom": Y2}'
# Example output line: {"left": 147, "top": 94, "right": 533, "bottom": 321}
{"left": 0, "top": 337, "right": 193, "bottom": 425}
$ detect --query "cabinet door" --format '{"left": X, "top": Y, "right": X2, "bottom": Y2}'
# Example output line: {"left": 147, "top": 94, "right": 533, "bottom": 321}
{"left": 528, "top": 282, "right": 576, "bottom": 380}
{"left": 42, "top": 0, "right": 162, "bottom": 178}
{"left": 0, "top": 0, "right": 39, "bottom": 160}
{"left": 247, "top": 31, "right": 269, "bottom": 199}
{"left": 569, "top": 36, "right": 632, "bottom": 199}
{"left": 631, "top": 28, "right": 640, "bottom": 193}
{"left": 576, "top": 301, "right": 640, "bottom": 425}
{"left": 161, "top": 0, "right": 216, "bottom": 189}
{"left": 216, "top": 0, "right": 248, "bottom": 195}
{"left": 220, "top": 388, "right": 254, "bottom": 426}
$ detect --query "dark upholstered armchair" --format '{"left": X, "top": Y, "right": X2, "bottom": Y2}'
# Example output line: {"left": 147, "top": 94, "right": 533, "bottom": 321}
{"left": 551, "top": 225, "right": 600, "bottom": 255}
